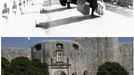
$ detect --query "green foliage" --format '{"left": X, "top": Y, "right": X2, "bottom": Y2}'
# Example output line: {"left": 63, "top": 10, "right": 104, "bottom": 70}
{"left": 32, "top": 59, "right": 49, "bottom": 75}
{"left": 10, "top": 57, "right": 49, "bottom": 75}
{"left": 39, "top": 63, "right": 49, "bottom": 75}
{"left": 97, "top": 62, "right": 129, "bottom": 75}
{"left": 11, "top": 57, "right": 32, "bottom": 75}
{"left": 1, "top": 57, "right": 10, "bottom": 75}
{"left": 2, "top": 57, "right": 49, "bottom": 75}
{"left": 32, "top": 59, "right": 41, "bottom": 67}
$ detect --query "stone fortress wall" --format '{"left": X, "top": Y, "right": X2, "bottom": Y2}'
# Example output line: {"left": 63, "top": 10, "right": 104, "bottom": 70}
{"left": 2, "top": 48, "right": 31, "bottom": 61}
{"left": 1, "top": 37, "right": 133, "bottom": 75}
{"left": 119, "top": 43, "right": 133, "bottom": 75}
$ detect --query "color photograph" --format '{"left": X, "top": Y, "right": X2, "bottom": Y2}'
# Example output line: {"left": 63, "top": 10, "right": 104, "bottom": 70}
{"left": 1, "top": 37, "right": 133, "bottom": 75}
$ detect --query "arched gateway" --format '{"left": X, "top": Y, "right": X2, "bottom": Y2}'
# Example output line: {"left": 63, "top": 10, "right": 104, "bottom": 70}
{"left": 49, "top": 44, "right": 71, "bottom": 75}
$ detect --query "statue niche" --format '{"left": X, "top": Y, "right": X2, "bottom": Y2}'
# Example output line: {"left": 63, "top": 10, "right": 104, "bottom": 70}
{"left": 50, "top": 43, "right": 71, "bottom": 69}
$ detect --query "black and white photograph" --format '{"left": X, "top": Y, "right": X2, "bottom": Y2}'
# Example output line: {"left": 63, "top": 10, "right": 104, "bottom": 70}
{"left": 1, "top": 0, "right": 133, "bottom": 36}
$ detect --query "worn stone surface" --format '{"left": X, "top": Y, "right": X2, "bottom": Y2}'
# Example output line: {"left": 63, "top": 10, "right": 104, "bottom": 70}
{"left": 2, "top": 48, "right": 31, "bottom": 61}
{"left": 119, "top": 43, "right": 133, "bottom": 75}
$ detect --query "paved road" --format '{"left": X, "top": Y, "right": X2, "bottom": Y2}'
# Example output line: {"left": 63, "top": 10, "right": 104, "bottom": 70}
{"left": 105, "top": 2, "right": 133, "bottom": 18}
{"left": 1, "top": 3, "right": 133, "bottom": 36}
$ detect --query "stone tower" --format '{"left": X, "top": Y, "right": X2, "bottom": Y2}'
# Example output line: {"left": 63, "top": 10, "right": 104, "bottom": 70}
{"left": 31, "top": 37, "right": 120, "bottom": 75}
{"left": 74, "top": 37, "right": 120, "bottom": 75}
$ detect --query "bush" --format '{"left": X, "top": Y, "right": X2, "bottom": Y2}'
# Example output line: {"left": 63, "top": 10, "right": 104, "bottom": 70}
{"left": 97, "top": 62, "right": 129, "bottom": 75}
{"left": 32, "top": 59, "right": 49, "bottom": 75}
{"left": 32, "top": 59, "right": 41, "bottom": 67}
{"left": 2, "top": 57, "right": 49, "bottom": 75}
{"left": 10, "top": 57, "right": 32, "bottom": 75}
{"left": 1, "top": 57, "right": 10, "bottom": 75}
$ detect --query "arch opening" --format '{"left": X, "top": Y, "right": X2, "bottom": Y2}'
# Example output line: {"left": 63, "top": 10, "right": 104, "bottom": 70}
{"left": 54, "top": 70, "right": 66, "bottom": 75}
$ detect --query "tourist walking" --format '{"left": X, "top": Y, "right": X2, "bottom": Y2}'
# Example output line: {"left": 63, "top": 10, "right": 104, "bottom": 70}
{"left": 86, "top": 0, "right": 98, "bottom": 16}
{"left": 19, "top": 0, "right": 23, "bottom": 14}
{"left": 2, "top": 3, "right": 10, "bottom": 20}
{"left": 23, "top": 0, "right": 25, "bottom": 7}
{"left": 12, "top": 1, "right": 17, "bottom": 15}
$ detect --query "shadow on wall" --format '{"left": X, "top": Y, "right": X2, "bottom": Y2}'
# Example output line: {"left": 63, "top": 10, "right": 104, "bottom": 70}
{"left": 36, "top": 15, "right": 100, "bottom": 29}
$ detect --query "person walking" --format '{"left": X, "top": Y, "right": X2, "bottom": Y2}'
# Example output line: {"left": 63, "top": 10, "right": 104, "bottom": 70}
{"left": 23, "top": 0, "right": 25, "bottom": 7}
{"left": 2, "top": 3, "right": 10, "bottom": 20}
{"left": 19, "top": 0, "right": 23, "bottom": 14}
{"left": 67, "top": 0, "right": 71, "bottom": 8}
{"left": 12, "top": 1, "right": 17, "bottom": 15}
{"left": 86, "top": 0, "right": 98, "bottom": 16}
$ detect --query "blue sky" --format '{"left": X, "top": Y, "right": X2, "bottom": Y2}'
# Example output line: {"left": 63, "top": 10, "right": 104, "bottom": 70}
{"left": 1, "top": 37, "right": 73, "bottom": 48}
{"left": 1, "top": 37, "right": 133, "bottom": 48}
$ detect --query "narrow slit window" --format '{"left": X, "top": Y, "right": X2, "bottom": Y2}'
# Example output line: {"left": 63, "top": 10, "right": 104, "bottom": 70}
{"left": 35, "top": 44, "right": 41, "bottom": 51}
{"left": 56, "top": 43, "right": 63, "bottom": 50}
{"left": 73, "top": 44, "right": 79, "bottom": 50}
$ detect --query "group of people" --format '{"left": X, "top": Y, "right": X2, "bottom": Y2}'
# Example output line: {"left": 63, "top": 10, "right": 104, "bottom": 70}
{"left": 2, "top": 0, "right": 31, "bottom": 20}
{"left": 66, "top": 0, "right": 98, "bottom": 16}
{"left": 68, "top": 0, "right": 104, "bottom": 16}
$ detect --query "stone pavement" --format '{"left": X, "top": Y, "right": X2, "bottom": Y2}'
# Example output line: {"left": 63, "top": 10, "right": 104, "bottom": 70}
{"left": 105, "top": 2, "right": 133, "bottom": 18}
{"left": 1, "top": 3, "right": 133, "bottom": 36}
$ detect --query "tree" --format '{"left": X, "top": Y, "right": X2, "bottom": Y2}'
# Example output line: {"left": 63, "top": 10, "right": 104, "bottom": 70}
{"left": 39, "top": 63, "right": 49, "bottom": 75}
{"left": 10, "top": 57, "right": 49, "bottom": 75}
{"left": 32, "top": 59, "right": 49, "bottom": 75}
{"left": 1, "top": 57, "right": 10, "bottom": 75}
{"left": 97, "top": 62, "right": 129, "bottom": 75}
{"left": 10, "top": 57, "right": 33, "bottom": 75}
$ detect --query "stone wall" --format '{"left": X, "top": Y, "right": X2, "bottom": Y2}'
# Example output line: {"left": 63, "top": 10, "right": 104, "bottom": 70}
{"left": 74, "top": 37, "right": 120, "bottom": 75}
{"left": 2, "top": 48, "right": 31, "bottom": 61}
{"left": 31, "top": 37, "right": 121, "bottom": 75}
{"left": 119, "top": 43, "right": 133, "bottom": 75}
{"left": 31, "top": 40, "right": 85, "bottom": 75}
